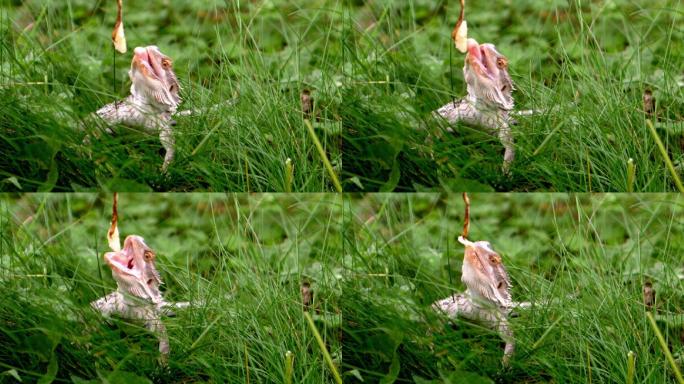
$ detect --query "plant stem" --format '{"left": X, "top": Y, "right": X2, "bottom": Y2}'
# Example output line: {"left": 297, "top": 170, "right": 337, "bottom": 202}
{"left": 304, "top": 312, "right": 342, "bottom": 384}
{"left": 305, "top": 119, "right": 342, "bottom": 192}
{"left": 646, "top": 120, "right": 684, "bottom": 193}
{"left": 627, "top": 350, "right": 635, "bottom": 384}
{"left": 646, "top": 312, "right": 684, "bottom": 384}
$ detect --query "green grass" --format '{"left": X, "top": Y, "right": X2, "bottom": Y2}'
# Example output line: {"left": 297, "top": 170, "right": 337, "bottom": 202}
{"left": 0, "top": 193, "right": 343, "bottom": 383}
{"left": 0, "top": 1, "right": 342, "bottom": 191}
{"left": 341, "top": 0, "right": 684, "bottom": 191}
{"left": 341, "top": 193, "right": 684, "bottom": 382}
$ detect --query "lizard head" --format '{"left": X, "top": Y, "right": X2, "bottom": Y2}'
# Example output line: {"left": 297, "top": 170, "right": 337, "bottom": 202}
{"left": 460, "top": 240, "right": 512, "bottom": 307}
{"left": 104, "top": 235, "right": 163, "bottom": 304}
{"left": 129, "top": 45, "right": 181, "bottom": 112}
{"left": 463, "top": 38, "right": 514, "bottom": 111}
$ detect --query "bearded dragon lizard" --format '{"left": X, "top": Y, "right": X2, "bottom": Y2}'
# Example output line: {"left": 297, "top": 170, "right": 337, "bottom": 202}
{"left": 434, "top": 5, "right": 517, "bottom": 173}
{"left": 90, "top": 193, "right": 191, "bottom": 360}
{"left": 94, "top": 46, "right": 181, "bottom": 171}
{"left": 432, "top": 193, "right": 527, "bottom": 365}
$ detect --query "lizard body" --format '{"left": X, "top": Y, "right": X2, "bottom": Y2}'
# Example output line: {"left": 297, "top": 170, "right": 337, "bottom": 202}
{"left": 91, "top": 194, "right": 190, "bottom": 359}
{"left": 94, "top": 46, "right": 180, "bottom": 171}
{"left": 435, "top": 38, "right": 516, "bottom": 172}
{"left": 433, "top": 195, "right": 521, "bottom": 365}
{"left": 433, "top": 237, "right": 517, "bottom": 364}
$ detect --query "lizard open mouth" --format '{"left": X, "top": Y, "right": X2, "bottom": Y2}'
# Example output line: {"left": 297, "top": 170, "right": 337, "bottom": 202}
{"left": 132, "top": 46, "right": 169, "bottom": 81}
{"left": 104, "top": 235, "right": 155, "bottom": 280}
{"left": 105, "top": 250, "right": 143, "bottom": 278}
{"left": 466, "top": 39, "right": 506, "bottom": 80}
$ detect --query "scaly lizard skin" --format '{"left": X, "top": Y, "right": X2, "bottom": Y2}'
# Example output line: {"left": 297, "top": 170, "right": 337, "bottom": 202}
{"left": 435, "top": 38, "right": 516, "bottom": 173}
{"left": 433, "top": 236, "right": 524, "bottom": 365}
{"left": 95, "top": 46, "right": 181, "bottom": 171}
{"left": 90, "top": 194, "right": 190, "bottom": 360}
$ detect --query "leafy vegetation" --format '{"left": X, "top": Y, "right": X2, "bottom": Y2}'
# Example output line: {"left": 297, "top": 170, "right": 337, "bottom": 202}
{"left": 341, "top": 1, "right": 684, "bottom": 191}
{"left": 0, "top": 1, "right": 342, "bottom": 191}
{"left": 342, "top": 193, "right": 684, "bottom": 382}
{"left": 0, "top": 193, "right": 343, "bottom": 383}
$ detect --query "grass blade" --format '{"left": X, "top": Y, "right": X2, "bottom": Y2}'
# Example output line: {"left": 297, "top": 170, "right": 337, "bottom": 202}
{"left": 304, "top": 119, "right": 342, "bottom": 193}
{"left": 285, "top": 350, "right": 294, "bottom": 384}
{"left": 627, "top": 158, "right": 635, "bottom": 193}
{"left": 646, "top": 120, "right": 684, "bottom": 193}
{"left": 189, "top": 313, "right": 223, "bottom": 350}
{"left": 627, "top": 350, "right": 635, "bottom": 384}
{"left": 304, "top": 312, "right": 342, "bottom": 384}
{"left": 646, "top": 312, "right": 684, "bottom": 384}
{"left": 531, "top": 314, "right": 564, "bottom": 350}
{"left": 285, "top": 158, "right": 293, "bottom": 193}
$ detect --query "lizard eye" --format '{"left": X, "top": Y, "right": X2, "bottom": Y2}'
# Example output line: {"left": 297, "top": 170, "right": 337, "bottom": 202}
{"left": 501, "top": 85, "right": 507, "bottom": 92}
{"left": 161, "top": 58, "right": 172, "bottom": 69}
{"left": 169, "top": 84, "right": 176, "bottom": 93}
{"left": 496, "top": 57, "right": 507, "bottom": 69}
{"left": 144, "top": 250, "right": 154, "bottom": 261}
{"left": 497, "top": 282, "right": 503, "bottom": 289}
{"left": 147, "top": 279, "right": 153, "bottom": 285}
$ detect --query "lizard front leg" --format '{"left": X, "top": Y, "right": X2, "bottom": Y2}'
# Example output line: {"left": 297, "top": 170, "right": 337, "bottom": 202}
{"left": 158, "top": 121, "right": 175, "bottom": 172}
{"left": 498, "top": 122, "right": 514, "bottom": 174}
{"left": 433, "top": 293, "right": 514, "bottom": 366}
{"left": 144, "top": 316, "right": 170, "bottom": 358}
{"left": 498, "top": 318, "right": 514, "bottom": 366}
{"left": 158, "top": 300, "right": 192, "bottom": 317}
{"left": 92, "top": 293, "right": 171, "bottom": 361}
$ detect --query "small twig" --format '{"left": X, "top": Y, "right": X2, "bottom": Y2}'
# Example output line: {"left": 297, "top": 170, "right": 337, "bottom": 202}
{"left": 451, "top": 0, "right": 465, "bottom": 43}
{"left": 112, "top": 45, "right": 116, "bottom": 95}
{"left": 446, "top": 226, "right": 453, "bottom": 291}
{"left": 112, "top": 0, "right": 126, "bottom": 53}
{"left": 95, "top": 237, "right": 105, "bottom": 298}
{"left": 107, "top": 193, "right": 120, "bottom": 252}
{"left": 462, "top": 192, "right": 470, "bottom": 239}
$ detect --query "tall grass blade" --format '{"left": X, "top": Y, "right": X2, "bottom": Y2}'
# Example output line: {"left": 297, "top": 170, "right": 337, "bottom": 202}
{"left": 646, "top": 312, "right": 684, "bottom": 384}
{"left": 305, "top": 119, "right": 341, "bottom": 192}
{"left": 285, "top": 158, "right": 293, "bottom": 193}
{"left": 627, "top": 158, "right": 635, "bottom": 193}
{"left": 285, "top": 350, "right": 294, "bottom": 384}
{"left": 531, "top": 314, "right": 564, "bottom": 350}
{"left": 627, "top": 350, "right": 635, "bottom": 384}
{"left": 304, "top": 312, "right": 342, "bottom": 384}
{"left": 646, "top": 120, "right": 684, "bottom": 193}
